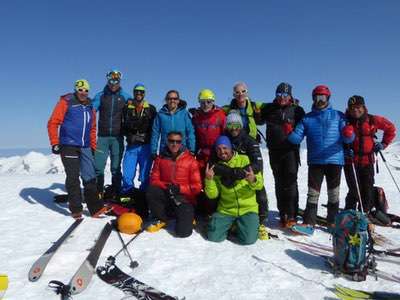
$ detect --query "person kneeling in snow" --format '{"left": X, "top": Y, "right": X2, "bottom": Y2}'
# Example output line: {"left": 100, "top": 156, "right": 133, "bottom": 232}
{"left": 146, "top": 131, "right": 202, "bottom": 237}
{"left": 205, "top": 136, "right": 264, "bottom": 245}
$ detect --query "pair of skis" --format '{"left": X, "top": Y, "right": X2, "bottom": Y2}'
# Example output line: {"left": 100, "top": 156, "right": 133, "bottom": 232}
{"left": 29, "top": 220, "right": 112, "bottom": 299}
{"left": 286, "top": 238, "right": 400, "bottom": 284}
{"left": 333, "top": 284, "right": 400, "bottom": 300}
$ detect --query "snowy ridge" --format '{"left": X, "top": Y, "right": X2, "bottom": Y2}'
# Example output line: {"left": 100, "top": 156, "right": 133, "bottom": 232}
{"left": 1, "top": 142, "right": 399, "bottom": 174}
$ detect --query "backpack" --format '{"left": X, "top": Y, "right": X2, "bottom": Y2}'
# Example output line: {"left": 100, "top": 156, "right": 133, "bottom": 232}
{"left": 369, "top": 186, "right": 392, "bottom": 226}
{"left": 374, "top": 186, "right": 388, "bottom": 214}
{"left": 332, "top": 210, "right": 372, "bottom": 281}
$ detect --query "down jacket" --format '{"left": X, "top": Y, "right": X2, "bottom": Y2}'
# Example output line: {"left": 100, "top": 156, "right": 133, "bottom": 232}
{"left": 150, "top": 148, "right": 202, "bottom": 205}
{"left": 288, "top": 104, "right": 352, "bottom": 165}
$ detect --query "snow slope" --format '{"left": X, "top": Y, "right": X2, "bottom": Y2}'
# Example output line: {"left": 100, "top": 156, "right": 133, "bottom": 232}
{"left": 1, "top": 145, "right": 400, "bottom": 299}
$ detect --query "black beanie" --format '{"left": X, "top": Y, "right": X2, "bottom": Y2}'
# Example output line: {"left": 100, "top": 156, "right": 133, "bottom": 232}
{"left": 348, "top": 95, "right": 365, "bottom": 107}
{"left": 276, "top": 82, "right": 292, "bottom": 96}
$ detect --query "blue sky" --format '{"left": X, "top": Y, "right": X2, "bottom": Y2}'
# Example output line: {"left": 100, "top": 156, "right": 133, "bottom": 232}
{"left": 0, "top": 0, "right": 399, "bottom": 148}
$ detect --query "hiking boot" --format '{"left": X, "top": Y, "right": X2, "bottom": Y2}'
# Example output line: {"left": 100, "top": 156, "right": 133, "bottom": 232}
{"left": 71, "top": 212, "right": 83, "bottom": 220}
{"left": 92, "top": 205, "right": 113, "bottom": 218}
{"left": 146, "top": 221, "right": 166, "bottom": 233}
{"left": 258, "top": 224, "right": 270, "bottom": 240}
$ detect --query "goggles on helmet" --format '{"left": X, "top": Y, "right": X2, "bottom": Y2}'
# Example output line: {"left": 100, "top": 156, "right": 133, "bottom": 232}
{"left": 276, "top": 92, "right": 290, "bottom": 98}
{"left": 313, "top": 94, "right": 328, "bottom": 102}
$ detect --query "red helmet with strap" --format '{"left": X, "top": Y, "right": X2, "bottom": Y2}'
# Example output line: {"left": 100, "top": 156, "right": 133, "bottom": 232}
{"left": 312, "top": 85, "right": 331, "bottom": 97}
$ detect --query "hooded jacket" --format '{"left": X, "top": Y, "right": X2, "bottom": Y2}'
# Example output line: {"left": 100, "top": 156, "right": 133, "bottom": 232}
{"left": 150, "top": 100, "right": 196, "bottom": 155}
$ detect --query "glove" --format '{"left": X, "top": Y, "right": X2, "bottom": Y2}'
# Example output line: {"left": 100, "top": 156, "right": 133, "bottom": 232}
{"left": 282, "top": 122, "right": 293, "bottom": 135}
{"left": 52, "top": 144, "right": 61, "bottom": 155}
{"left": 374, "top": 142, "right": 384, "bottom": 153}
{"left": 342, "top": 125, "right": 354, "bottom": 138}
{"left": 167, "top": 184, "right": 180, "bottom": 196}
{"left": 344, "top": 148, "right": 354, "bottom": 159}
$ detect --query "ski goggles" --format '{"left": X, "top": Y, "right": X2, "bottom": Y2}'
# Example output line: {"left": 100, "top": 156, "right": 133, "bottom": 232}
{"left": 276, "top": 92, "right": 290, "bottom": 98}
{"left": 313, "top": 94, "right": 328, "bottom": 102}
{"left": 226, "top": 123, "right": 242, "bottom": 130}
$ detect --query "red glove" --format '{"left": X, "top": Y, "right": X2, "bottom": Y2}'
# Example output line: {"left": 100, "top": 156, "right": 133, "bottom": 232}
{"left": 282, "top": 122, "right": 293, "bottom": 135}
{"left": 342, "top": 125, "right": 354, "bottom": 138}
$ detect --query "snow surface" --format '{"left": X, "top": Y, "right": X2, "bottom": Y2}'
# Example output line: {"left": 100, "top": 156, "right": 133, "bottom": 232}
{"left": 1, "top": 145, "right": 400, "bottom": 299}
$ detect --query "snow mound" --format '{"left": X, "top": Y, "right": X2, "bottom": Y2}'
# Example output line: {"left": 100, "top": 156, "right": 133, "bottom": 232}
{"left": 0, "top": 151, "right": 111, "bottom": 174}
{"left": 384, "top": 141, "right": 400, "bottom": 170}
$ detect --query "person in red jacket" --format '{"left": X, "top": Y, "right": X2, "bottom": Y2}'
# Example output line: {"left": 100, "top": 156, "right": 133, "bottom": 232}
{"left": 190, "top": 89, "right": 226, "bottom": 173}
{"left": 343, "top": 95, "right": 396, "bottom": 213}
{"left": 47, "top": 79, "right": 107, "bottom": 219}
{"left": 146, "top": 131, "right": 202, "bottom": 237}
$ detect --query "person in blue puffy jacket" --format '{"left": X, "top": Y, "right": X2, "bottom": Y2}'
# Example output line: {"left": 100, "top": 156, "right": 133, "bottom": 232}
{"left": 288, "top": 85, "right": 354, "bottom": 235}
{"left": 150, "top": 90, "right": 196, "bottom": 157}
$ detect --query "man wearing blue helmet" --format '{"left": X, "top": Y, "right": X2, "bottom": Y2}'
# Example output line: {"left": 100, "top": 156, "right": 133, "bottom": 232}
{"left": 121, "top": 83, "right": 156, "bottom": 205}
{"left": 92, "top": 70, "right": 131, "bottom": 199}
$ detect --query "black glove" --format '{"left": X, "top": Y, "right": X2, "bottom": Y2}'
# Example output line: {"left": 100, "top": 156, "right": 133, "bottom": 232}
{"left": 52, "top": 144, "right": 61, "bottom": 155}
{"left": 167, "top": 184, "right": 182, "bottom": 205}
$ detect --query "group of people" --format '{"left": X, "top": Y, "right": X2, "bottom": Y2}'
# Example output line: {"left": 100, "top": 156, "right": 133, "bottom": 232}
{"left": 47, "top": 70, "right": 396, "bottom": 244}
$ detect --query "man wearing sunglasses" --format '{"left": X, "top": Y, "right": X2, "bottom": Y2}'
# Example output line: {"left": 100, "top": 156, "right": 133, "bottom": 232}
{"left": 120, "top": 83, "right": 157, "bottom": 216}
{"left": 205, "top": 135, "right": 263, "bottom": 245}
{"left": 288, "top": 85, "right": 353, "bottom": 235}
{"left": 92, "top": 70, "right": 131, "bottom": 199}
{"left": 48, "top": 79, "right": 106, "bottom": 219}
{"left": 343, "top": 95, "right": 395, "bottom": 217}
{"left": 146, "top": 131, "right": 202, "bottom": 237}
{"left": 223, "top": 82, "right": 263, "bottom": 142}
{"left": 255, "top": 82, "right": 305, "bottom": 228}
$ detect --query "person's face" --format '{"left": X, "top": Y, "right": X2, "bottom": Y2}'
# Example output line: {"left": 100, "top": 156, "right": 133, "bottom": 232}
{"left": 276, "top": 92, "right": 291, "bottom": 106}
{"left": 108, "top": 82, "right": 120, "bottom": 92}
{"left": 313, "top": 94, "right": 329, "bottom": 110}
{"left": 134, "top": 90, "right": 145, "bottom": 102}
{"left": 226, "top": 123, "right": 242, "bottom": 137}
{"left": 166, "top": 92, "right": 180, "bottom": 111}
{"left": 233, "top": 85, "right": 248, "bottom": 107}
{"left": 167, "top": 134, "right": 182, "bottom": 154}
{"left": 76, "top": 88, "right": 89, "bottom": 102}
{"left": 349, "top": 105, "right": 365, "bottom": 119}
{"left": 216, "top": 144, "right": 233, "bottom": 161}
{"left": 199, "top": 99, "right": 214, "bottom": 112}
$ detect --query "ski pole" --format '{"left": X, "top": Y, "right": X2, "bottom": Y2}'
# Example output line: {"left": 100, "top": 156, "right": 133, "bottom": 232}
{"left": 351, "top": 160, "right": 365, "bottom": 213}
{"left": 378, "top": 150, "right": 400, "bottom": 194}
{"left": 115, "top": 229, "right": 137, "bottom": 268}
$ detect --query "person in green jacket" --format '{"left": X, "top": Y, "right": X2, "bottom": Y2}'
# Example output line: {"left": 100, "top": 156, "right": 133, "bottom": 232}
{"left": 223, "top": 82, "right": 263, "bottom": 142}
{"left": 205, "top": 135, "right": 263, "bottom": 245}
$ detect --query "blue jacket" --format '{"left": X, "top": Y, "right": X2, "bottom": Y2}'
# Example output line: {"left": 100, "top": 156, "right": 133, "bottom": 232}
{"left": 92, "top": 86, "right": 131, "bottom": 136}
{"left": 288, "top": 104, "right": 352, "bottom": 165}
{"left": 150, "top": 101, "right": 196, "bottom": 155}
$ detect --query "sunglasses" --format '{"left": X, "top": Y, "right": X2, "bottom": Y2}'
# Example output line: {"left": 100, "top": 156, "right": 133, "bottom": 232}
{"left": 276, "top": 92, "right": 290, "bottom": 98}
{"left": 234, "top": 89, "right": 247, "bottom": 95}
{"left": 77, "top": 88, "right": 89, "bottom": 93}
{"left": 167, "top": 97, "right": 179, "bottom": 101}
{"left": 226, "top": 123, "right": 242, "bottom": 130}
{"left": 168, "top": 139, "right": 182, "bottom": 145}
{"left": 349, "top": 105, "right": 364, "bottom": 110}
{"left": 199, "top": 100, "right": 214, "bottom": 105}
{"left": 134, "top": 90, "right": 145, "bottom": 95}
{"left": 108, "top": 79, "right": 120, "bottom": 85}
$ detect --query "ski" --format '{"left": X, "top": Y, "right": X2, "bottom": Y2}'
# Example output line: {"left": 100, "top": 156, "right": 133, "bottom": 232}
{"left": 96, "top": 257, "right": 180, "bottom": 300}
{"left": 49, "top": 222, "right": 112, "bottom": 298}
{"left": 28, "top": 218, "right": 83, "bottom": 282}
{"left": 334, "top": 284, "right": 400, "bottom": 300}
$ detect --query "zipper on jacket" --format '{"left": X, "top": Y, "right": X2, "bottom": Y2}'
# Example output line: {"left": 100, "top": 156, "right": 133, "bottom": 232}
{"left": 234, "top": 187, "right": 240, "bottom": 217}
{"left": 82, "top": 105, "right": 87, "bottom": 146}
{"left": 110, "top": 94, "right": 115, "bottom": 136}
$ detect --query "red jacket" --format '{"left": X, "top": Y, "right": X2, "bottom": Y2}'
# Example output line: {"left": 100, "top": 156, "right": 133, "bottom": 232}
{"left": 191, "top": 107, "right": 226, "bottom": 162}
{"left": 346, "top": 113, "right": 396, "bottom": 166}
{"left": 150, "top": 149, "right": 202, "bottom": 204}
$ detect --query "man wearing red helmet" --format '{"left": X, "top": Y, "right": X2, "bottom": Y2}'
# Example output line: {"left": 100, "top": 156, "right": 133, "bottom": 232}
{"left": 287, "top": 85, "right": 353, "bottom": 235}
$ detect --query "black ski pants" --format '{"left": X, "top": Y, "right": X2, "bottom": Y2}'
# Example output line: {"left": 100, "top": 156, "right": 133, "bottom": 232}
{"left": 146, "top": 185, "right": 194, "bottom": 238}
{"left": 60, "top": 146, "right": 104, "bottom": 215}
{"left": 344, "top": 163, "right": 374, "bottom": 213}
{"left": 304, "top": 164, "right": 342, "bottom": 225}
{"left": 269, "top": 149, "right": 299, "bottom": 221}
